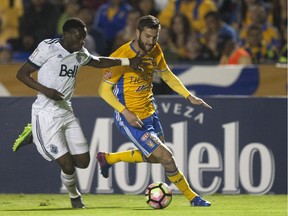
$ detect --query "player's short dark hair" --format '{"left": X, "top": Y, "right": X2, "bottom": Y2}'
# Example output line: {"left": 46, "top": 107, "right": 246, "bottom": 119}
{"left": 137, "top": 15, "right": 160, "bottom": 32}
{"left": 62, "top": 18, "right": 86, "bottom": 33}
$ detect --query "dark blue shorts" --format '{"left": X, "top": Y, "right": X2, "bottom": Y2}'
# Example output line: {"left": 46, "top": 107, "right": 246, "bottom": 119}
{"left": 114, "top": 111, "right": 165, "bottom": 157}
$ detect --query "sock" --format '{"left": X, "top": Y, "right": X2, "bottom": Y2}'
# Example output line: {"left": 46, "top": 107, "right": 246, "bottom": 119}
{"left": 167, "top": 170, "right": 197, "bottom": 202}
{"left": 61, "top": 170, "right": 81, "bottom": 198}
{"left": 105, "top": 149, "right": 144, "bottom": 164}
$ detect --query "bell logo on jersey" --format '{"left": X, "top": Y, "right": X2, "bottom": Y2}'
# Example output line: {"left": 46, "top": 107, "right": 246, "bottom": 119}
{"left": 59, "top": 64, "right": 79, "bottom": 77}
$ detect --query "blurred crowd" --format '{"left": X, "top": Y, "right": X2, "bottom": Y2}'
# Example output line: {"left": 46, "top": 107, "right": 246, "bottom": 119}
{"left": 0, "top": 0, "right": 287, "bottom": 65}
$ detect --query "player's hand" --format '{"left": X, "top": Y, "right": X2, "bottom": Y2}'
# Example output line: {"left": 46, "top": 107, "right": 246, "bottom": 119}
{"left": 128, "top": 52, "right": 153, "bottom": 72}
{"left": 43, "top": 88, "right": 64, "bottom": 101}
{"left": 121, "top": 108, "right": 144, "bottom": 128}
{"left": 187, "top": 95, "right": 212, "bottom": 109}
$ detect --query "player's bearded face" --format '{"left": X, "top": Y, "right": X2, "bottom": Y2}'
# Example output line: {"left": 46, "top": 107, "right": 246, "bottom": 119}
{"left": 137, "top": 28, "right": 159, "bottom": 53}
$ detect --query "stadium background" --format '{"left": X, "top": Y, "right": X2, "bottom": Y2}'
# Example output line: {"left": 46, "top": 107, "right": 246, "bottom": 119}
{"left": 0, "top": 63, "right": 286, "bottom": 195}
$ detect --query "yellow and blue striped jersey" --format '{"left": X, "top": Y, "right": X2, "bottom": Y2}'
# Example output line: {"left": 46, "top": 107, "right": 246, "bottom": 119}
{"left": 102, "top": 41, "right": 168, "bottom": 119}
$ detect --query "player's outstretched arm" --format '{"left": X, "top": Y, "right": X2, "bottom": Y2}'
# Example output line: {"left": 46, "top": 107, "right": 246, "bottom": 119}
{"left": 87, "top": 55, "right": 150, "bottom": 71}
{"left": 187, "top": 95, "right": 212, "bottom": 109}
{"left": 160, "top": 69, "right": 212, "bottom": 109}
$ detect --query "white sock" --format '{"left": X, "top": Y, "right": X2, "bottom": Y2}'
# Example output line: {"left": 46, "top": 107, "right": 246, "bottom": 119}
{"left": 60, "top": 170, "right": 81, "bottom": 198}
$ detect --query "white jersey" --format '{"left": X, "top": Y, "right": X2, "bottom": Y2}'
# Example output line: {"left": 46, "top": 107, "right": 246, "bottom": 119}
{"left": 29, "top": 38, "right": 94, "bottom": 117}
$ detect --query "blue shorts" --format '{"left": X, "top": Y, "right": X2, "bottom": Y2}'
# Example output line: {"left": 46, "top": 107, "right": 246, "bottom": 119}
{"left": 114, "top": 111, "right": 165, "bottom": 157}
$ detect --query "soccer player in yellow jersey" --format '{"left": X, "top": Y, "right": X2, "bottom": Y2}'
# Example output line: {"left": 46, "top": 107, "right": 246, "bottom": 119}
{"left": 97, "top": 15, "right": 212, "bottom": 207}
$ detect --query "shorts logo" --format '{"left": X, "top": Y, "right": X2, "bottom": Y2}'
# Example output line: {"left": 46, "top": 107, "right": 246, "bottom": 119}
{"left": 50, "top": 145, "right": 58, "bottom": 154}
{"left": 141, "top": 132, "right": 150, "bottom": 141}
{"left": 146, "top": 140, "right": 155, "bottom": 148}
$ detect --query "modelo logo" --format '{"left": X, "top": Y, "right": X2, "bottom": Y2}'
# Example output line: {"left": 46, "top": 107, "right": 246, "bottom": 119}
{"left": 59, "top": 64, "right": 79, "bottom": 77}
{"left": 60, "top": 119, "right": 275, "bottom": 195}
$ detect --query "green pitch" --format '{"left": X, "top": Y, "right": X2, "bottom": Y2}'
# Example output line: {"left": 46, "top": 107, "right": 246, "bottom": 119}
{"left": 0, "top": 194, "right": 286, "bottom": 216}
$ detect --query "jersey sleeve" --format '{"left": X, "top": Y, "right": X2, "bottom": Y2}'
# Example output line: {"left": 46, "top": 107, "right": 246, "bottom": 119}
{"left": 102, "top": 65, "right": 125, "bottom": 85}
{"left": 102, "top": 49, "right": 126, "bottom": 85}
{"left": 154, "top": 43, "right": 169, "bottom": 73}
{"left": 153, "top": 44, "right": 190, "bottom": 98}
{"left": 28, "top": 40, "right": 49, "bottom": 68}
{"left": 159, "top": 69, "right": 191, "bottom": 98}
{"left": 78, "top": 47, "right": 92, "bottom": 65}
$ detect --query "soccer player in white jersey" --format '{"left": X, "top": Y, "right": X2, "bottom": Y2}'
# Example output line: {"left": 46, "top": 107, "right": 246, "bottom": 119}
{"left": 15, "top": 18, "right": 146, "bottom": 209}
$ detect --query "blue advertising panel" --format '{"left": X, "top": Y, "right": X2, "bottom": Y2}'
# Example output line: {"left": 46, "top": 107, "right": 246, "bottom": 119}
{"left": 171, "top": 65, "right": 259, "bottom": 95}
{"left": 0, "top": 97, "right": 286, "bottom": 195}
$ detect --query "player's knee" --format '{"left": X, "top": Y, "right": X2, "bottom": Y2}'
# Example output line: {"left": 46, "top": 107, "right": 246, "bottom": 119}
{"left": 73, "top": 153, "right": 90, "bottom": 168}
{"left": 161, "top": 155, "right": 176, "bottom": 171}
{"left": 75, "top": 157, "right": 90, "bottom": 168}
{"left": 62, "top": 166, "right": 76, "bottom": 175}
{"left": 76, "top": 162, "right": 89, "bottom": 169}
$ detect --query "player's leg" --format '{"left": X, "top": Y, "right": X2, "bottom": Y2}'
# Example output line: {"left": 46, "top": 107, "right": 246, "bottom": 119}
{"left": 32, "top": 114, "right": 85, "bottom": 208}
{"left": 64, "top": 116, "right": 90, "bottom": 208}
{"left": 147, "top": 136, "right": 199, "bottom": 202}
{"left": 96, "top": 149, "right": 145, "bottom": 178}
{"left": 57, "top": 153, "right": 85, "bottom": 208}
{"left": 96, "top": 113, "right": 159, "bottom": 178}
{"left": 106, "top": 112, "right": 163, "bottom": 165}
{"left": 65, "top": 116, "right": 90, "bottom": 169}
{"left": 150, "top": 144, "right": 211, "bottom": 206}
{"left": 149, "top": 113, "right": 211, "bottom": 206}
{"left": 72, "top": 153, "right": 90, "bottom": 168}
{"left": 102, "top": 149, "right": 145, "bottom": 164}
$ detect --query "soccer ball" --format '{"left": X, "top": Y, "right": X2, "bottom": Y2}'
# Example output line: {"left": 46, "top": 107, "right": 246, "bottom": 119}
{"left": 145, "top": 182, "right": 172, "bottom": 209}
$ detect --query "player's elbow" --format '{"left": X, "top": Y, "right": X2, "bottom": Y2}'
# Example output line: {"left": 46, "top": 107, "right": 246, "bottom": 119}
{"left": 16, "top": 71, "right": 21, "bottom": 80}
{"left": 16, "top": 70, "right": 25, "bottom": 82}
{"left": 98, "top": 81, "right": 111, "bottom": 100}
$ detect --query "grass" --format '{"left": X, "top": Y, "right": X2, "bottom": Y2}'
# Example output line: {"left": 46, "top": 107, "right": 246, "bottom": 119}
{"left": 0, "top": 194, "right": 287, "bottom": 216}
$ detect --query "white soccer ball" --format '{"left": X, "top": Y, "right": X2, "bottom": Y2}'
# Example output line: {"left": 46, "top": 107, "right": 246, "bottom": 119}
{"left": 145, "top": 182, "right": 172, "bottom": 209}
